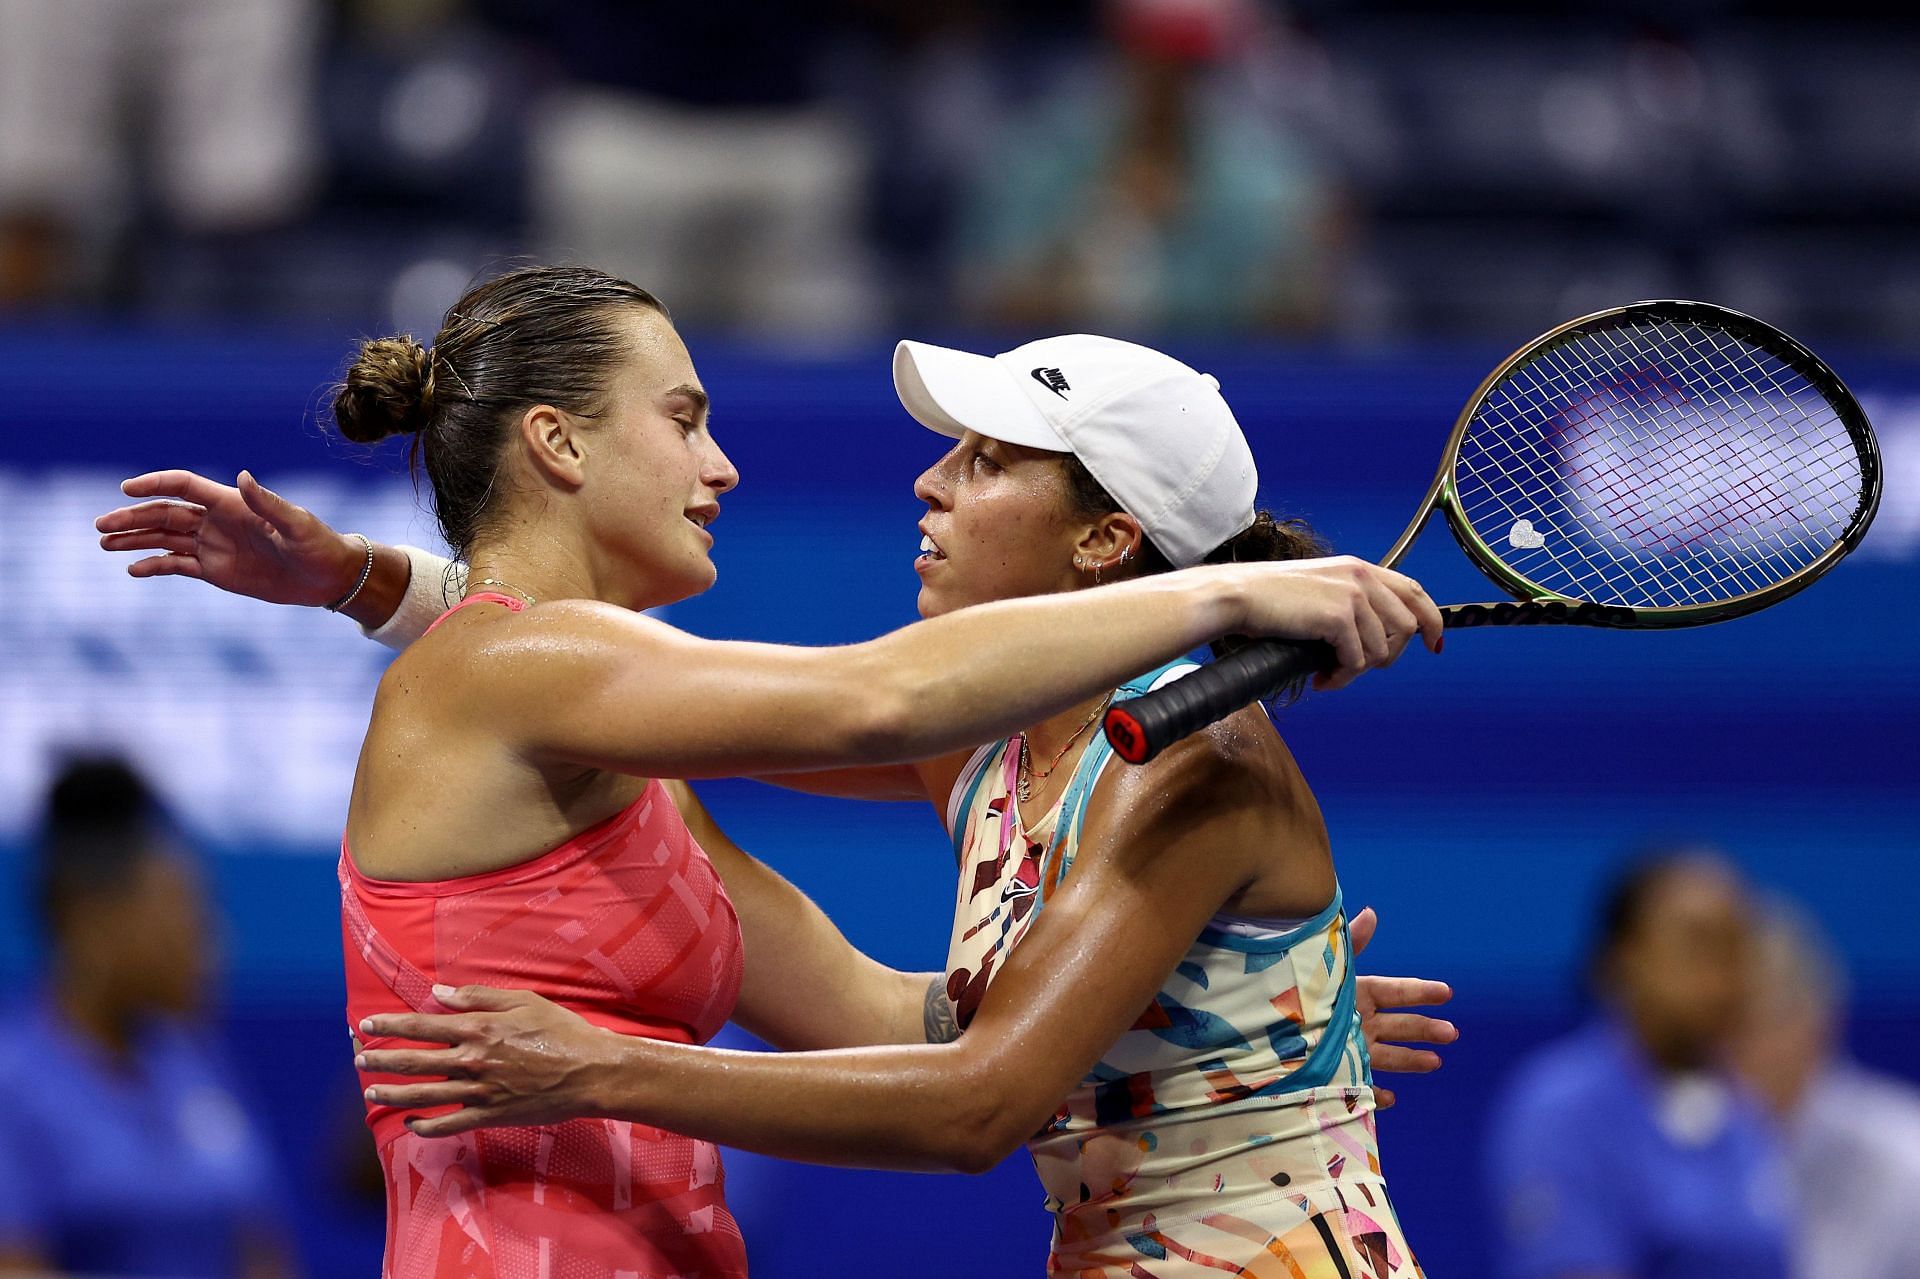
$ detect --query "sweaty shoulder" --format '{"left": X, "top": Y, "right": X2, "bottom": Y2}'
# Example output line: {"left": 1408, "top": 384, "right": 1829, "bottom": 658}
{"left": 385, "top": 599, "right": 687, "bottom": 704}
{"left": 461, "top": 598, "right": 684, "bottom": 660}
{"left": 1081, "top": 702, "right": 1330, "bottom": 908}
{"left": 362, "top": 604, "right": 692, "bottom": 788}
{"left": 1094, "top": 703, "right": 1317, "bottom": 831}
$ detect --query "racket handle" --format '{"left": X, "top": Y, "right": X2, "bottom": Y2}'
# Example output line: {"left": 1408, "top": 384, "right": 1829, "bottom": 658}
{"left": 1103, "top": 641, "right": 1333, "bottom": 765}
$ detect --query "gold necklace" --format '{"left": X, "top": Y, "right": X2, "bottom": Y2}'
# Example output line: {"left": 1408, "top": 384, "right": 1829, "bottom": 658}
{"left": 1018, "top": 693, "right": 1114, "bottom": 804}
{"left": 472, "top": 576, "right": 536, "bottom": 605}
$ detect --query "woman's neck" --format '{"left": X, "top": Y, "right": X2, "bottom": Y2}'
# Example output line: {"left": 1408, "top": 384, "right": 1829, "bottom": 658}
{"left": 467, "top": 532, "right": 631, "bottom": 610}
{"left": 1022, "top": 694, "right": 1113, "bottom": 762}
{"left": 1016, "top": 691, "right": 1116, "bottom": 815}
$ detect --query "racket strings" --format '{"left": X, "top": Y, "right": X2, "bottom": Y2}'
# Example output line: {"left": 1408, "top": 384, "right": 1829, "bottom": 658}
{"left": 1584, "top": 323, "right": 1859, "bottom": 565}
{"left": 1459, "top": 349, "right": 1689, "bottom": 591}
{"left": 1460, "top": 353, "right": 1743, "bottom": 605}
{"left": 1591, "top": 325, "right": 1854, "bottom": 526}
{"left": 1528, "top": 328, "right": 1842, "bottom": 593}
{"left": 1452, "top": 318, "right": 1864, "bottom": 609}
{"left": 1517, "top": 332, "right": 1834, "bottom": 587}
{"left": 1481, "top": 379, "right": 1848, "bottom": 603}
{"left": 1460, "top": 369, "right": 1835, "bottom": 610}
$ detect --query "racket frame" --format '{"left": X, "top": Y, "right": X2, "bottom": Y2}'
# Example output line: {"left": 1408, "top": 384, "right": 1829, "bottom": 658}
{"left": 1389, "top": 299, "right": 1882, "bottom": 630}
{"left": 1102, "top": 299, "right": 1886, "bottom": 764}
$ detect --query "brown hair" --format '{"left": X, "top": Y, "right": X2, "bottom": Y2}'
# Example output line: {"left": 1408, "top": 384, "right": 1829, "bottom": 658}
{"left": 1061, "top": 454, "right": 1330, "bottom": 688}
{"left": 332, "top": 265, "right": 668, "bottom": 557}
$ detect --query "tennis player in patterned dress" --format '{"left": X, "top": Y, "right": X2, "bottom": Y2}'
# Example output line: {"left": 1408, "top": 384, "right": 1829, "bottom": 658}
{"left": 345, "top": 335, "right": 1439, "bottom": 1278}
{"left": 96, "top": 273, "right": 1448, "bottom": 1279}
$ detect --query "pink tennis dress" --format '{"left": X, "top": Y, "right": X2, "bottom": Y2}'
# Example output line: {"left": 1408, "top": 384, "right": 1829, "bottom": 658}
{"left": 341, "top": 593, "right": 748, "bottom": 1278}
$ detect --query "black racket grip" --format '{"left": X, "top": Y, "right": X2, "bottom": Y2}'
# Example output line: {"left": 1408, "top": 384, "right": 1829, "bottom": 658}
{"left": 1103, "top": 640, "right": 1334, "bottom": 765}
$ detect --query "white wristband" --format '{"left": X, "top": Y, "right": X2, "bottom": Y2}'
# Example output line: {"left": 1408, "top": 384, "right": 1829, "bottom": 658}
{"left": 359, "top": 546, "right": 468, "bottom": 651}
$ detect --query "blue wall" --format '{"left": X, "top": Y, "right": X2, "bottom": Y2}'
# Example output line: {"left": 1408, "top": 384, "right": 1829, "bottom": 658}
{"left": 3, "top": 328, "right": 1915, "bottom": 1276}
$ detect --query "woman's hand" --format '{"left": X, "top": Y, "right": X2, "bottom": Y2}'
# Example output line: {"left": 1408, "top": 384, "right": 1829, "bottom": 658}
{"left": 95, "top": 469, "right": 364, "bottom": 606}
{"left": 1349, "top": 905, "right": 1458, "bottom": 1109}
{"left": 1230, "top": 557, "right": 1443, "bottom": 690}
{"left": 357, "top": 985, "right": 619, "bottom": 1136}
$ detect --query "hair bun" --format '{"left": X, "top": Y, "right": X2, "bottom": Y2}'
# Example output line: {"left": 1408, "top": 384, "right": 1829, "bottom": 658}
{"left": 1206, "top": 510, "right": 1329, "bottom": 566}
{"left": 334, "top": 335, "right": 435, "bottom": 443}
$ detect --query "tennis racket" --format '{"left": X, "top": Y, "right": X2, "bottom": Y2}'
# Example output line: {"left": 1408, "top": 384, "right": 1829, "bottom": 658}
{"left": 1103, "top": 299, "right": 1883, "bottom": 765}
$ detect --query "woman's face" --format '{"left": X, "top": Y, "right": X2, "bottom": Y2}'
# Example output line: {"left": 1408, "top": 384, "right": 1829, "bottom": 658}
{"left": 63, "top": 848, "right": 214, "bottom": 1017}
{"left": 1610, "top": 864, "right": 1754, "bottom": 1071}
{"left": 582, "top": 310, "right": 739, "bottom": 608}
{"left": 911, "top": 430, "right": 1088, "bottom": 618}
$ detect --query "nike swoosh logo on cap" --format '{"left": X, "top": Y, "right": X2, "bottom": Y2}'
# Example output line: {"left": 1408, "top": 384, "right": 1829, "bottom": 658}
{"left": 1030, "top": 367, "right": 1070, "bottom": 399}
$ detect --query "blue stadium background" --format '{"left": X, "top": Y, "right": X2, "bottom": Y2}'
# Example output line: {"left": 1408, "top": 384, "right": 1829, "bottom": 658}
{"left": 2, "top": 327, "right": 1914, "bottom": 1275}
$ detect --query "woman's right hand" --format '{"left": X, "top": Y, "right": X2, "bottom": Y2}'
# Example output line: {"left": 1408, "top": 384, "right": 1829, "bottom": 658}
{"left": 1229, "top": 556, "right": 1443, "bottom": 690}
{"left": 95, "top": 469, "right": 364, "bottom": 606}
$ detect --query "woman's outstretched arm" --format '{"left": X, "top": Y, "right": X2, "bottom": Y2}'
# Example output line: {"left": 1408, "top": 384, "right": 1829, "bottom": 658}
{"left": 461, "top": 548, "right": 1435, "bottom": 783}
{"left": 96, "top": 470, "right": 956, "bottom": 799}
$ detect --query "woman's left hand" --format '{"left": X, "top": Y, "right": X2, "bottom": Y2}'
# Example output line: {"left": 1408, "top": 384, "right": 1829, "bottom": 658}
{"left": 357, "top": 985, "right": 617, "bottom": 1137}
{"left": 1349, "top": 906, "right": 1459, "bottom": 1109}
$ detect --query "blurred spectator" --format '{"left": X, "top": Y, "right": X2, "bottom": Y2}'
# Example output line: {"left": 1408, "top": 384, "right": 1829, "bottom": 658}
{"left": 0, "top": 758, "right": 296, "bottom": 1278}
{"left": 954, "top": 0, "right": 1345, "bottom": 334}
{"left": 301, "top": 0, "right": 534, "bottom": 330}
{"left": 327, "top": 0, "right": 527, "bottom": 229}
{"left": 825, "top": 2, "right": 1002, "bottom": 330}
{"left": 494, "top": 1, "right": 880, "bottom": 338}
{"left": 1485, "top": 852, "right": 1792, "bottom": 1279}
{"left": 0, "top": 0, "right": 320, "bottom": 309}
{"left": 1733, "top": 901, "right": 1920, "bottom": 1279}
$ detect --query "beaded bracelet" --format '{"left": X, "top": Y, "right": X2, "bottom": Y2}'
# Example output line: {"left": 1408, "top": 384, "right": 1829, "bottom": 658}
{"left": 325, "top": 533, "right": 376, "bottom": 613}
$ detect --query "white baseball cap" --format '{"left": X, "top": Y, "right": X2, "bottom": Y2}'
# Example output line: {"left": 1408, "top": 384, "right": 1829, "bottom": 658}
{"left": 893, "top": 334, "right": 1258, "bottom": 568}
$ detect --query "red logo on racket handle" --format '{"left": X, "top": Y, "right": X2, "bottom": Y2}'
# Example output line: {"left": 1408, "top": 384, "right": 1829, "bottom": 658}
{"left": 1104, "top": 707, "right": 1149, "bottom": 764}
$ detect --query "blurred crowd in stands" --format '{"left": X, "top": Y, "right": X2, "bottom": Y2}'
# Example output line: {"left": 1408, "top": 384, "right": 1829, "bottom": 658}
{"left": 4, "top": 0, "right": 1920, "bottom": 344}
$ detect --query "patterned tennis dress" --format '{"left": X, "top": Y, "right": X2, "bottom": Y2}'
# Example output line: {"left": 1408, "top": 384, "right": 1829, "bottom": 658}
{"left": 943, "top": 661, "right": 1423, "bottom": 1278}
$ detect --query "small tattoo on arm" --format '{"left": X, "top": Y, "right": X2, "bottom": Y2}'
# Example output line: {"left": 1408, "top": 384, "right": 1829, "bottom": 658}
{"left": 923, "top": 976, "right": 960, "bottom": 1044}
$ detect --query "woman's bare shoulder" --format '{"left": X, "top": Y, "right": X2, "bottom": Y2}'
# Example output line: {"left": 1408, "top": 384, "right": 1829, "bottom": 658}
{"left": 381, "top": 599, "right": 684, "bottom": 708}
{"left": 1097, "top": 703, "right": 1303, "bottom": 812}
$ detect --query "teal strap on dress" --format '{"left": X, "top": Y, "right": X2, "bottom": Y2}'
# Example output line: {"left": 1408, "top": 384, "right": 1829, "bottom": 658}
{"left": 951, "top": 661, "right": 1197, "bottom": 865}
{"left": 1055, "top": 659, "right": 1200, "bottom": 870}
{"left": 1120, "top": 658, "right": 1200, "bottom": 699}
{"left": 1056, "top": 737, "right": 1109, "bottom": 866}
